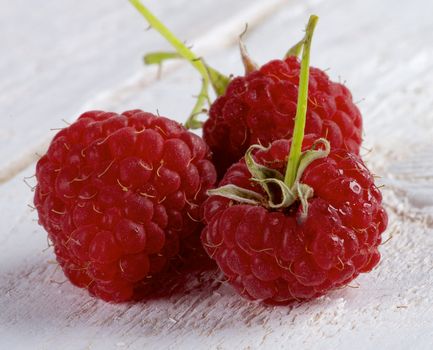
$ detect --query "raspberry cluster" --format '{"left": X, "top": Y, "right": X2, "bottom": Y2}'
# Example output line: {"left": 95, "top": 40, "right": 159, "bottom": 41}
{"left": 34, "top": 110, "right": 216, "bottom": 301}
{"left": 204, "top": 56, "right": 363, "bottom": 176}
{"left": 33, "top": 5, "right": 388, "bottom": 305}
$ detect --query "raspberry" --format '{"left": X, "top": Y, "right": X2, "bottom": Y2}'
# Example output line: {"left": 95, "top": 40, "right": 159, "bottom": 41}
{"left": 201, "top": 139, "right": 387, "bottom": 303}
{"left": 203, "top": 57, "right": 363, "bottom": 176}
{"left": 34, "top": 110, "right": 217, "bottom": 302}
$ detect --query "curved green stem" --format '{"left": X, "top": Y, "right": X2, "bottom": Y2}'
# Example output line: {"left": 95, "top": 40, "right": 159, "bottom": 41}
{"left": 129, "top": 0, "right": 210, "bottom": 128}
{"left": 187, "top": 78, "right": 209, "bottom": 129}
{"left": 284, "top": 15, "right": 319, "bottom": 187}
{"left": 130, "top": 0, "right": 208, "bottom": 84}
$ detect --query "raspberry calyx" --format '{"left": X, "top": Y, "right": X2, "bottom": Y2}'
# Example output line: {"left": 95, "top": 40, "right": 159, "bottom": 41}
{"left": 208, "top": 138, "right": 329, "bottom": 219}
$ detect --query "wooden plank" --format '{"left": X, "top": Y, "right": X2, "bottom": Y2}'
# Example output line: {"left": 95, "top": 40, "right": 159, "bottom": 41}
{"left": 1, "top": 0, "right": 433, "bottom": 348}
{"left": 0, "top": 0, "right": 288, "bottom": 182}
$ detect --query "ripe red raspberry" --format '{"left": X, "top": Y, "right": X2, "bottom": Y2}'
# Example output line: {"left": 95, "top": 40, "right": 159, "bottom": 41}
{"left": 201, "top": 138, "right": 387, "bottom": 303}
{"left": 203, "top": 56, "right": 363, "bottom": 176}
{"left": 34, "top": 110, "right": 217, "bottom": 302}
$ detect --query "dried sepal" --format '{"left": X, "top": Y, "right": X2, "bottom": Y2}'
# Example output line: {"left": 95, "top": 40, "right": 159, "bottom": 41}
{"left": 207, "top": 184, "right": 265, "bottom": 206}
{"left": 294, "top": 138, "right": 330, "bottom": 183}
{"left": 245, "top": 144, "right": 284, "bottom": 181}
{"left": 239, "top": 26, "right": 259, "bottom": 74}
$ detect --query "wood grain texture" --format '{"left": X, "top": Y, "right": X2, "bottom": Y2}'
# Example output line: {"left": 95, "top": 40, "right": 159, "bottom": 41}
{"left": 1, "top": 0, "right": 433, "bottom": 349}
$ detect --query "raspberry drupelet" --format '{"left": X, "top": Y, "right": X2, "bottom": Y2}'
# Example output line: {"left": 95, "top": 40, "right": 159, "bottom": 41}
{"left": 34, "top": 110, "right": 217, "bottom": 302}
{"left": 201, "top": 16, "right": 387, "bottom": 304}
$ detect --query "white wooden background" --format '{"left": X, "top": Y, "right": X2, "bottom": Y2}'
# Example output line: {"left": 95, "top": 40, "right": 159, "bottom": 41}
{"left": 1, "top": 0, "right": 433, "bottom": 349}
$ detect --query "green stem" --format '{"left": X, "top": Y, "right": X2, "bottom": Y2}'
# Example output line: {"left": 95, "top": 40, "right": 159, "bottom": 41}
{"left": 129, "top": 0, "right": 210, "bottom": 128}
{"left": 284, "top": 15, "right": 319, "bottom": 187}
{"left": 129, "top": 0, "right": 208, "bottom": 85}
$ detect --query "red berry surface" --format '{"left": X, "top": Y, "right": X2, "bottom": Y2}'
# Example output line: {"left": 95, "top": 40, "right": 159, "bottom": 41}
{"left": 203, "top": 56, "right": 363, "bottom": 176}
{"left": 34, "top": 110, "right": 217, "bottom": 302}
{"left": 201, "top": 139, "right": 387, "bottom": 303}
